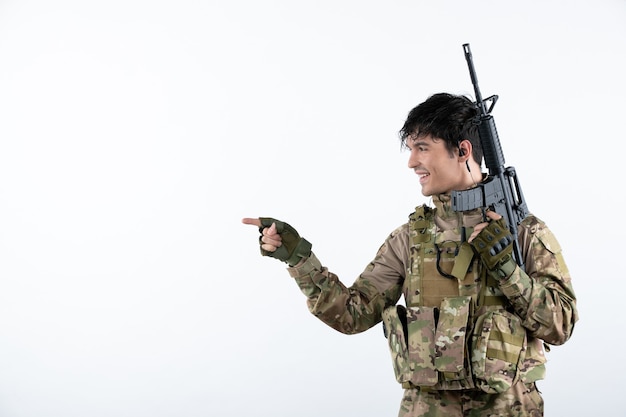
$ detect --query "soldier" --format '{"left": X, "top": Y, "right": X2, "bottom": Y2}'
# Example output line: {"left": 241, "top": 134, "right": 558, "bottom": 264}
{"left": 243, "top": 93, "right": 578, "bottom": 417}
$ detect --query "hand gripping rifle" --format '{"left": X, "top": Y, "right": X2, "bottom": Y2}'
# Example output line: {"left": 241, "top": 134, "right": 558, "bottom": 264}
{"left": 451, "top": 44, "right": 528, "bottom": 270}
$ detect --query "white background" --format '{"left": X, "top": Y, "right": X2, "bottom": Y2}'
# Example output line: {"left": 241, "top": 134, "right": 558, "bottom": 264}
{"left": 0, "top": 1, "right": 624, "bottom": 416}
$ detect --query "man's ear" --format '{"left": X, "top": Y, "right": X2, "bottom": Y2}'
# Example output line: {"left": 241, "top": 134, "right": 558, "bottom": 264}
{"left": 458, "top": 139, "right": 472, "bottom": 161}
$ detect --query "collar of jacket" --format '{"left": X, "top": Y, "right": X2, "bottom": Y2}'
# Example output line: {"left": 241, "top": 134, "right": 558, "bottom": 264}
{"left": 432, "top": 193, "right": 484, "bottom": 231}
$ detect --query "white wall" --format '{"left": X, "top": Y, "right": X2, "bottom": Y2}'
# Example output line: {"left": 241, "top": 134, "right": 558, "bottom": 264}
{"left": 0, "top": 1, "right": 623, "bottom": 416}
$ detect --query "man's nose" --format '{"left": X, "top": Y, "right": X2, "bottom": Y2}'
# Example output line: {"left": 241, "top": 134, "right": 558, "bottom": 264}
{"left": 408, "top": 151, "right": 419, "bottom": 168}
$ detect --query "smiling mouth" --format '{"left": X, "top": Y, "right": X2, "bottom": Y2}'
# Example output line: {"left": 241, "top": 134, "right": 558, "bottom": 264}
{"left": 418, "top": 173, "right": 430, "bottom": 183}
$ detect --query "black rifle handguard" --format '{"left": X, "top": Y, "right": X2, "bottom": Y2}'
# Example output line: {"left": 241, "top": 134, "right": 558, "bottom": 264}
{"left": 451, "top": 44, "right": 529, "bottom": 271}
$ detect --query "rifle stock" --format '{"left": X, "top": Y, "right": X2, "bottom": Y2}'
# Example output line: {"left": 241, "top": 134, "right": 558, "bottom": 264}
{"left": 451, "top": 43, "right": 529, "bottom": 270}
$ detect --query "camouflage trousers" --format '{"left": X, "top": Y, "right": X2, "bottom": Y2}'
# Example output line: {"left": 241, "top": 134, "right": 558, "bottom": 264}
{"left": 398, "top": 381, "right": 543, "bottom": 417}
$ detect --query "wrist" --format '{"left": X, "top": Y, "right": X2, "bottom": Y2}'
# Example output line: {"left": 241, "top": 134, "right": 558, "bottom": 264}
{"left": 286, "top": 238, "right": 312, "bottom": 266}
{"left": 490, "top": 255, "right": 517, "bottom": 281}
{"left": 287, "top": 252, "right": 319, "bottom": 277}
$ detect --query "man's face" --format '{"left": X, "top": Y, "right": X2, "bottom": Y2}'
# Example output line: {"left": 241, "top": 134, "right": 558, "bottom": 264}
{"left": 406, "top": 135, "right": 466, "bottom": 196}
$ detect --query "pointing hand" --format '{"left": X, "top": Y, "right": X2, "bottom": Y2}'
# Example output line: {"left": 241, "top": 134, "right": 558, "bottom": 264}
{"left": 242, "top": 217, "right": 312, "bottom": 266}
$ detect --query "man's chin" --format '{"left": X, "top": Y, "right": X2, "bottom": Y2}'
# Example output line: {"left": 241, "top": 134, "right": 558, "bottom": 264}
{"left": 421, "top": 187, "right": 448, "bottom": 197}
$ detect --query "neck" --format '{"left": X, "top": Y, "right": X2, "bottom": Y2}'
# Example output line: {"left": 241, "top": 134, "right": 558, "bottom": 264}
{"left": 462, "top": 160, "right": 483, "bottom": 189}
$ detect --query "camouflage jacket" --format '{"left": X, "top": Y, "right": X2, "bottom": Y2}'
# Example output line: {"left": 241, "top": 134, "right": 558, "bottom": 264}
{"left": 287, "top": 194, "right": 578, "bottom": 386}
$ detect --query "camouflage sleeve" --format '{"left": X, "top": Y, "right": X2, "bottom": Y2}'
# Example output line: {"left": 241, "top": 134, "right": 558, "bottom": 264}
{"left": 495, "top": 216, "right": 578, "bottom": 345}
{"left": 286, "top": 226, "right": 408, "bottom": 335}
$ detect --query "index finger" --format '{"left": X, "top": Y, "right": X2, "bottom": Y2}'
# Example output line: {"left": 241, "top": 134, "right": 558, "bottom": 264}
{"left": 241, "top": 217, "right": 262, "bottom": 227}
{"left": 485, "top": 210, "right": 502, "bottom": 221}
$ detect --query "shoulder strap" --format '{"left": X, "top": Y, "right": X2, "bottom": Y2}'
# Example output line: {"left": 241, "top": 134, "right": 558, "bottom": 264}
{"left": 405, "top": 205, "right": 435, "bottom": 306}
{"left": 409, "top": 205, "right": 433, "bottom": 244}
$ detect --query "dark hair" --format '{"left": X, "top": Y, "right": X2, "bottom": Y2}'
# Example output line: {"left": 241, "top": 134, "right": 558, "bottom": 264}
{"left": 399, "top": 93, "right": 482, "bottom": 163}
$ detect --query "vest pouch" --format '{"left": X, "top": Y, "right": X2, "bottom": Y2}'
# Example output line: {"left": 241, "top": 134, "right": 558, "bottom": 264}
{"left": 471, "top": 309, "right": 527, "bottom": 393}
{"left": 382, "top": 305, "right": 438, "bottom": 387}
{"left": 434, "top": 296, "right": 471, "bottom": 373}
{"left": 406, "top": 306, "right": 438, "bottom": 386}
{"left": 519, "top": 337, "right": 547, "bottom": 383}
{"left": 382, "top": 305, "right": 411, "bottom": 384}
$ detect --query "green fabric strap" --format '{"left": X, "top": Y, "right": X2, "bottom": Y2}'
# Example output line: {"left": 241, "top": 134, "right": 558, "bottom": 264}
{"left": 486, "top": 331, "right": 525, "bottom": 363}
{"left": 451, "top": 242, "right": 475, "bottom": 281}
{"left": 486, "top": 348, "right": 518, "bottom": 364}
{"left": 490, "top": 330, "right": 525, "bottom": 347}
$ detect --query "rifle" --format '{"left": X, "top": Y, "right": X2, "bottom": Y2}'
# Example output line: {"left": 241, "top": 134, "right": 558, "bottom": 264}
{"left": 451, "top": 43, "right": 528, "bottom": 270}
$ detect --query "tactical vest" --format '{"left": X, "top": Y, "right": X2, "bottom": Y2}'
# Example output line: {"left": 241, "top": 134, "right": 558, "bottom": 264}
{"left": 382, "top": 205, "right": 546, "bottom": 393}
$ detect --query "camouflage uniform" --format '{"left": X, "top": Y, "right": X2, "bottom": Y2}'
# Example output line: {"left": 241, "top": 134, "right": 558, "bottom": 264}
{"left": 286, "top": 194, "right": 577, "bottom": 417}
